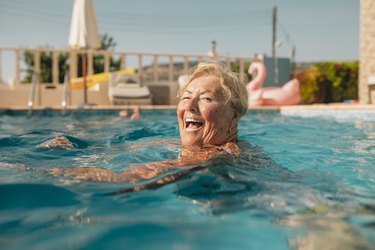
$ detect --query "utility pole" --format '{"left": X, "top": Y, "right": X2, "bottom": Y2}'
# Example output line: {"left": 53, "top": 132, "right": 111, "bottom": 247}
{"left": 272, "top": 6, "right": 278, "bottom": 85}
{"left": 211, "top": 40, "right": 217, "bottom": 55}
{"left": 209, "top": 40, "right": 218, "bottom": 60}
{"left": 291, "top": 46, "right": 296, "bottom": 76}
{"left": 272, "top": 6, "right": 277, "bottom": 58}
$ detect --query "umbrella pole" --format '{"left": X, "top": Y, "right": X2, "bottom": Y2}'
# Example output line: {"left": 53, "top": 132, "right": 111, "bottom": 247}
{"left": 83, "top": 52, "right": 87, "bottom": 105}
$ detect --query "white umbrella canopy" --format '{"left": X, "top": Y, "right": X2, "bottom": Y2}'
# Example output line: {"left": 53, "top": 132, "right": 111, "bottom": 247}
{"left": 68, "top": 0, "right": 100, "bottom": 105}
{"left": 68, "top": 0, "right": 100, "bottom": 49}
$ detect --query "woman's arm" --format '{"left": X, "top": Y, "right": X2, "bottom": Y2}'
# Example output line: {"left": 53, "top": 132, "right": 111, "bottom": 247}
{"left": 47, "top": 142, "right": 241, "bottom": 183}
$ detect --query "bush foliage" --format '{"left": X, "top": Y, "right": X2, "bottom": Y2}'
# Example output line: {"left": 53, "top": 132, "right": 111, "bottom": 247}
{"left": 296, "top": 61, "right": 359, "bottom": 104}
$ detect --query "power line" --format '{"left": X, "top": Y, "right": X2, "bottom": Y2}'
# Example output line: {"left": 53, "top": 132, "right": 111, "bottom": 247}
{"left": 278, "top": 20, "right": 294, "bottom": 46}
{"left": 0, "top": 0, "right": 72, "bottom": 19}
{"left": 0, "top": 1, "right": 275, "bottom": 38}
{"left": 102, "top": 20, "right": 271, "bottom": 34}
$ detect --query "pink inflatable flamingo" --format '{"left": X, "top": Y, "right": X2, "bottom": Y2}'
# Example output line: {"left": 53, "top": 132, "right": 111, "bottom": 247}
{"left": 246, "top": 62, "right": 301, "bottom": 107}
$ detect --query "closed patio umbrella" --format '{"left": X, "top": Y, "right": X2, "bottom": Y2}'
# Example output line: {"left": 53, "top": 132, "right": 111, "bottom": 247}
{"left": 68, "top": 0, "right": 100, "bottom": 105}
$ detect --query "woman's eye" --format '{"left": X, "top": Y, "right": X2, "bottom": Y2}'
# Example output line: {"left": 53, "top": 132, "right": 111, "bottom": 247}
{"left": 202, "top": 97, "right": 212, "bottom": 102}
{"left": 182, "top": 96, "right": 190, "bottom": 100}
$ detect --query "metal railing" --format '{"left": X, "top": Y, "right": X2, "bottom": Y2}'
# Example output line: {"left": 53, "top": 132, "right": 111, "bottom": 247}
{"left": 27, "top": 71, "right": 39, "bottom": 116}
{"left": 61, "top": 72, "right": 70, "bottom": 115}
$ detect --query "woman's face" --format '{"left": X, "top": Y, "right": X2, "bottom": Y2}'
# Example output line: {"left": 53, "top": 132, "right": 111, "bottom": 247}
{"left": 177, "top": 75, "right": 237, "bottom": 146}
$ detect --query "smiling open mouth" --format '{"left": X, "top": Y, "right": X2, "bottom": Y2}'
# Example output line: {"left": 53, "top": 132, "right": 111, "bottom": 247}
{"left": 185, "top": 118, "right": 204, "bottom": 131}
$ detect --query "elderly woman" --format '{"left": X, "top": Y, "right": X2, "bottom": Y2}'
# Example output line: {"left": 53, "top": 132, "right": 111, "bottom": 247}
{"left": 48, "top": 63, "right": 248, "bottom": 184}
{"left": 176, "top": 62, "right": 247, "bottom": 161}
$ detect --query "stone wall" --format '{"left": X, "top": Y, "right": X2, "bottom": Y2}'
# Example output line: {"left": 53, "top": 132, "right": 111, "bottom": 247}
{"left": 360, "top": 0, "right": 375, "bottom": 104}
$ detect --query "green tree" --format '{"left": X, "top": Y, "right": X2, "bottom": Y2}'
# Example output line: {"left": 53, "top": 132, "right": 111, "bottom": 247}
{"left": 22, "top": 33, "right": 121, "bottom": 83}
{"left": 83, "top": 33, "right": 120, "bottom": 74}
{"left": 23, "top": 50, "right": 67, "bottom": 83}
{"left": 230, "top": 60, "right": 251, "bottom": 81}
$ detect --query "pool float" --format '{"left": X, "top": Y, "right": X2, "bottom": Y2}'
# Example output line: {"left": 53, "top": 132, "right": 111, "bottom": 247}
{"left": 70, "top": 68, "right": 136, "bottom": 90}
{"left": 246, "top": 62, "right": 301, "bottom": 107}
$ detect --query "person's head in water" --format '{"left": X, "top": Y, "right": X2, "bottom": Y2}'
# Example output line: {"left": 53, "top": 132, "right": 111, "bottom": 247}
{"left": 177, "top": 63, "right": 248, "bottom": 146}
{"left": 118, "top": 106, "right": 140, "bottom": 121}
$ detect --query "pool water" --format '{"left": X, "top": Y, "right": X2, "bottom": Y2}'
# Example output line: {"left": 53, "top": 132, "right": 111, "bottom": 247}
{"left": 0, "top": 110, "right": 374, "bottom": 249}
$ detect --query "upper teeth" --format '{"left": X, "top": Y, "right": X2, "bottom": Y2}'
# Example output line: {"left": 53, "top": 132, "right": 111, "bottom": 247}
{"left": 186, "top": 118, "right": 200, "bottom": 123}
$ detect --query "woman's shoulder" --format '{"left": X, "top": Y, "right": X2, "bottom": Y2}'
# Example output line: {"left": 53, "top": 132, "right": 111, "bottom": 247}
{"left": 219, "top": 142, "right": 241, "bottom": 156}
{"left": 178, "top": 141, "right": 241, "bottom": 162}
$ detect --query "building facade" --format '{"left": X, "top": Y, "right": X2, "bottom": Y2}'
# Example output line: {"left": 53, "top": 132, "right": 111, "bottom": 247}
{"left": 360, "top": 0, "right": 375, "bottom": 104}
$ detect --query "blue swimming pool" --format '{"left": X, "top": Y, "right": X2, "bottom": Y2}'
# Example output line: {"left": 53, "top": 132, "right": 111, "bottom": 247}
{"left": 0, "top": 109, "right": 374, "bottom": 249}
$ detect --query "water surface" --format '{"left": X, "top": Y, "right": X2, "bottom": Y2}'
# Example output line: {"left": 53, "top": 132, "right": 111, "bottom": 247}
{"left": 0, "top": 110, "right": 374, "bottom": 249}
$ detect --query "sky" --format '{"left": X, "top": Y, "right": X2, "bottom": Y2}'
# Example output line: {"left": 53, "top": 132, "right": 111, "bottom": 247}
{"left": 0, "top": 0, "right": 359, "bottom": 81}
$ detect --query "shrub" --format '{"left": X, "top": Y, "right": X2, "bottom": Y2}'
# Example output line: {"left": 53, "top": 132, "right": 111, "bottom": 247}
{"left": 296, "top": 61, "right": 358, "bottom": 104}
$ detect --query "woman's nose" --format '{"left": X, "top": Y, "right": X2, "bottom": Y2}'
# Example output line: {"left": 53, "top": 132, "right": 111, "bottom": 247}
{"left": 185, "top": 98, "right": 198, "bottom": 112}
